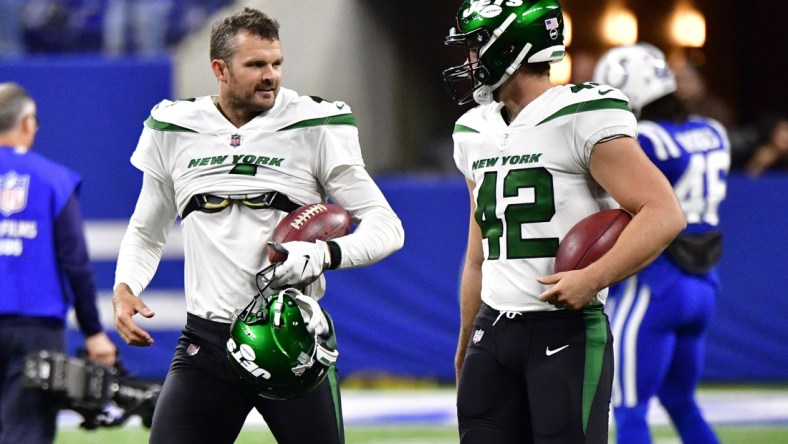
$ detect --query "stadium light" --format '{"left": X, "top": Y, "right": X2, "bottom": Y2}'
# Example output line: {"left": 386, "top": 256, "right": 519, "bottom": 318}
{"left": 670, "top": 2, "right": 706, "bottom": 47}
{"left": 563, "top": 12, "right": 572, "bottom": 47}
{"left": 601, "top": 5, "right": 638, "bottom": 46}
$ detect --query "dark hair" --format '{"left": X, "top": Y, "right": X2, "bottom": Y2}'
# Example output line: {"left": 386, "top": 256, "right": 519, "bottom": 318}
{"left": 523, "top": 62, "right": 550, "bottom": 76}
{"left": 0, "top": 82, "right": 34, "bottom": 134}
{"left": 209, "top": 8, "right": 280, "bottom": 61}
{"left": 640, "top": 93, "right": 690, "bottom": 123}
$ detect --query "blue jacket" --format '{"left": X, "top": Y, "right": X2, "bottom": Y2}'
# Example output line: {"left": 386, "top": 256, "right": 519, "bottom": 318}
{"left": 0, "top": 147, "right": 102, "bottom": 336}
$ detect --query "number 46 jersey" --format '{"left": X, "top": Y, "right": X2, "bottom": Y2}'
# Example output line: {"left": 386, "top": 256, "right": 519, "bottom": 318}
{"left": 637, "top": 116, "right": 730, "bottom": 233}
{"left": 452, "top": 83, "right": 637, "bottom": 312}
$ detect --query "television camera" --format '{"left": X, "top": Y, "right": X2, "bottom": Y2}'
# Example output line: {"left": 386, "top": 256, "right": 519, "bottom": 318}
{"left": 22, "top": 350, "right": 161, "bottom": 430}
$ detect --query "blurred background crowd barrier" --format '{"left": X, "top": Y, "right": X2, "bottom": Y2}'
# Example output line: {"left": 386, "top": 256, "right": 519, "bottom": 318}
{"left": 1, "top": 0, "right": 786, "bottom": 384}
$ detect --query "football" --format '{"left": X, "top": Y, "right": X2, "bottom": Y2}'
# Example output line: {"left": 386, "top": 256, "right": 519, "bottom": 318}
{"left": 554, "top": 209, "right": 632, "bottom": 273}
{"left": 268, "top": 203, "right": 351, "bottom": 263}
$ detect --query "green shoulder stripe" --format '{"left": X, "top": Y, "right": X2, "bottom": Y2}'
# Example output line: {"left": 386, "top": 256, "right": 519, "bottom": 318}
{"left": 453, "top": 124, "right": 479, "bottom": 134}
{"left": 537, "top": 98, "right": 630, "bottom": 126}
{"left": 144, "top": 116, "right": 197, "bottom": 132}
{"left": 277, "top": 113, "right": 356, "bottom": 131}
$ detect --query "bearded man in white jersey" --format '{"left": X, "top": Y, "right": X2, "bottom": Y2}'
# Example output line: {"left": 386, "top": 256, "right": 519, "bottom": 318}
{"left": 443, "top": 1, "right": 685, "bottom": 442}
{"left": 112, "top": 8, "right": 404, "bottom": 444}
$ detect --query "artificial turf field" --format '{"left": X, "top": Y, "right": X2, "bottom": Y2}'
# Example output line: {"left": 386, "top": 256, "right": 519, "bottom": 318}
{"left": 55, "top": 385, "right": 788, "bottom": 443}
{"left": 55, "top": 424, "right": 788, "bottom": 443}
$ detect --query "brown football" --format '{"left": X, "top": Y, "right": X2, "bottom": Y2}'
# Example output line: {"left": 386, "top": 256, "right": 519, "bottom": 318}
{"left": 554, "top": 209, "right": 632, "bottom": 273}
{"left": 268, "top": 203, "right": 351, "bottom": 263}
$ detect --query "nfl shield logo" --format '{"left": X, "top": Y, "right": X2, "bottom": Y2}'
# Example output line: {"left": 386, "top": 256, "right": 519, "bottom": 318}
{"left": 0, "top": 171, "right": 30, "bottom": 216}
{"left": 186, "top": 343, "right": 200, "bottom": 356}
{"left": 472, "top": 329, "right": 484, "bottom": 344}
{"left": 230, "top": 134, "right": 242, "bottom": 147}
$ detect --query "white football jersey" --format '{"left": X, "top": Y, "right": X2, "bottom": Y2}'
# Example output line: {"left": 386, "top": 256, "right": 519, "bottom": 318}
{"left": 130, "top": 87, "right": 364, "bottom": 321}
{"left": 453, "top": 83, "right": 637, "bottom": 312}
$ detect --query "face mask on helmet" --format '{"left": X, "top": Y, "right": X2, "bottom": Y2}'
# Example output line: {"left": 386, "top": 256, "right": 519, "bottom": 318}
{"left": 443, "top": 0, "right": 566, "bottom": 106}
{"left": 592, "top": 43, "right": 677, "bottom": 115}
{"left": 226, "top": 281, "right": 338, "bottom": 400}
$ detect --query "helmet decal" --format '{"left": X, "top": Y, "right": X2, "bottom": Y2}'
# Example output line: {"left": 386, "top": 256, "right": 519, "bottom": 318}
{"left": 593, "top": 43, "right": 677, "bottom": 114}
{"left": 599, "top": 59, "right": 630, "bottom": 90}
{"left": 545, "top": 17, "right": 559, "bottom": 40}
{"left": 226, "top": 338, "right": 272, "bottom": 379}
{"left": 463, "top": 0, "right": 526, "bottom": 19}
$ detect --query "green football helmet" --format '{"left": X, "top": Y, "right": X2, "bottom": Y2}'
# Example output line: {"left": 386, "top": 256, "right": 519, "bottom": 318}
{"left": 443, "top": 0, "right": 566, "bottom": 105}
{"left": 226, "top": 288, "right": 339, "bottom": 400}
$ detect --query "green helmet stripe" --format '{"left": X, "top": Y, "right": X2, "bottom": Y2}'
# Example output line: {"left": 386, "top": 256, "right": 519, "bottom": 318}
{"left": 144, "top": 115, "right": 197, "bottom": 132}
{"left": 536, "top": 98, "right": 630, "bottom": 126}
{"left": 277, "top": 113, "right": 357, "bottom": 131}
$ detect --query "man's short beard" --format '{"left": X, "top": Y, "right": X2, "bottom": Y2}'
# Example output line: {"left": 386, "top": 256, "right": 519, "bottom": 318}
{"left": 227, "top": 89, "right": 274, "bottom": 115}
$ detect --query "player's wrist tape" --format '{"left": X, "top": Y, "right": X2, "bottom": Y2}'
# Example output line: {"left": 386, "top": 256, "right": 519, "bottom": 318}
{"left": 327, "top": 241, "right": 342, "bottom": 270}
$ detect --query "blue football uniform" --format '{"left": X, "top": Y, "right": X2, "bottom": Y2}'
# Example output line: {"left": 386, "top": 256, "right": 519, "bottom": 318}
{"left": 607, "top": 116, "right": 729, "bottom": 444}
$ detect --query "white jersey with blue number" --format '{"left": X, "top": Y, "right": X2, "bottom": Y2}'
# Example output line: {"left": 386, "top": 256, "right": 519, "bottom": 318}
{"left": 637, "top": 116, "right": 730, "bottom": 233}
{"left": 453, "top": 83, "right": 637, "bottom": 312}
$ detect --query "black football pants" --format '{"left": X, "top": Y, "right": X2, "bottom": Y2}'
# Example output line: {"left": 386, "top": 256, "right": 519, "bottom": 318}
{"left": 457, "top": 304, "right": 613, "bottom": 444}
{"left": 149, "top": 313, "right": 344, "bottom": 444}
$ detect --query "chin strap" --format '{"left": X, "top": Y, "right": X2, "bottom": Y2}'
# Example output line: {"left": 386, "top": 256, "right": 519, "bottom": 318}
{"left": 289, "top": 289, "right": 338, "bottom": 372}
{"left": 315, "top": 342, "right": 339, "bottom": 367}
{"left": 288, "top": 289, "right": 339, "bottom": 375}
{"left": 291, "top": 339, "right": 339, "bottom": 376}
{"left": 472, "top": 42, "right": 533, "bottom": 106}
{"left": 240, "top": 284, "right": 338, "bottom": 376}
{"left": 473, "top": 85, "right": 495, "bottom": 105}
{"left": 472, "top": 13, "right": 531, "bottom": 106}
{"left": 292, "top": 291, "right": 329, "bottom": 336}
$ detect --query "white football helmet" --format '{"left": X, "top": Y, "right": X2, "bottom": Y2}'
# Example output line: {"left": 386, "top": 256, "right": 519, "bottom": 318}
{"left": 593, "top": 43, "right": 676, "bottom": 114}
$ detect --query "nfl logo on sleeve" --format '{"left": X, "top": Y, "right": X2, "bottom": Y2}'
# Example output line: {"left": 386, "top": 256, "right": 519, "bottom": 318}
{"left": 230, "top": 134, "right": 242, "bottom": 147}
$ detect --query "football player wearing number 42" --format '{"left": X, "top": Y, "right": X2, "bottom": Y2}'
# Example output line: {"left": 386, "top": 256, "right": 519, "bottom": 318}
{"left": 112, "top": 7, "right": 404, "bottom": 444}
{"left": 443, "top": 1, "right": 685, "bottom": 442}
{"left": 594, "top": 44, "right": 729, "bottom": 444}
